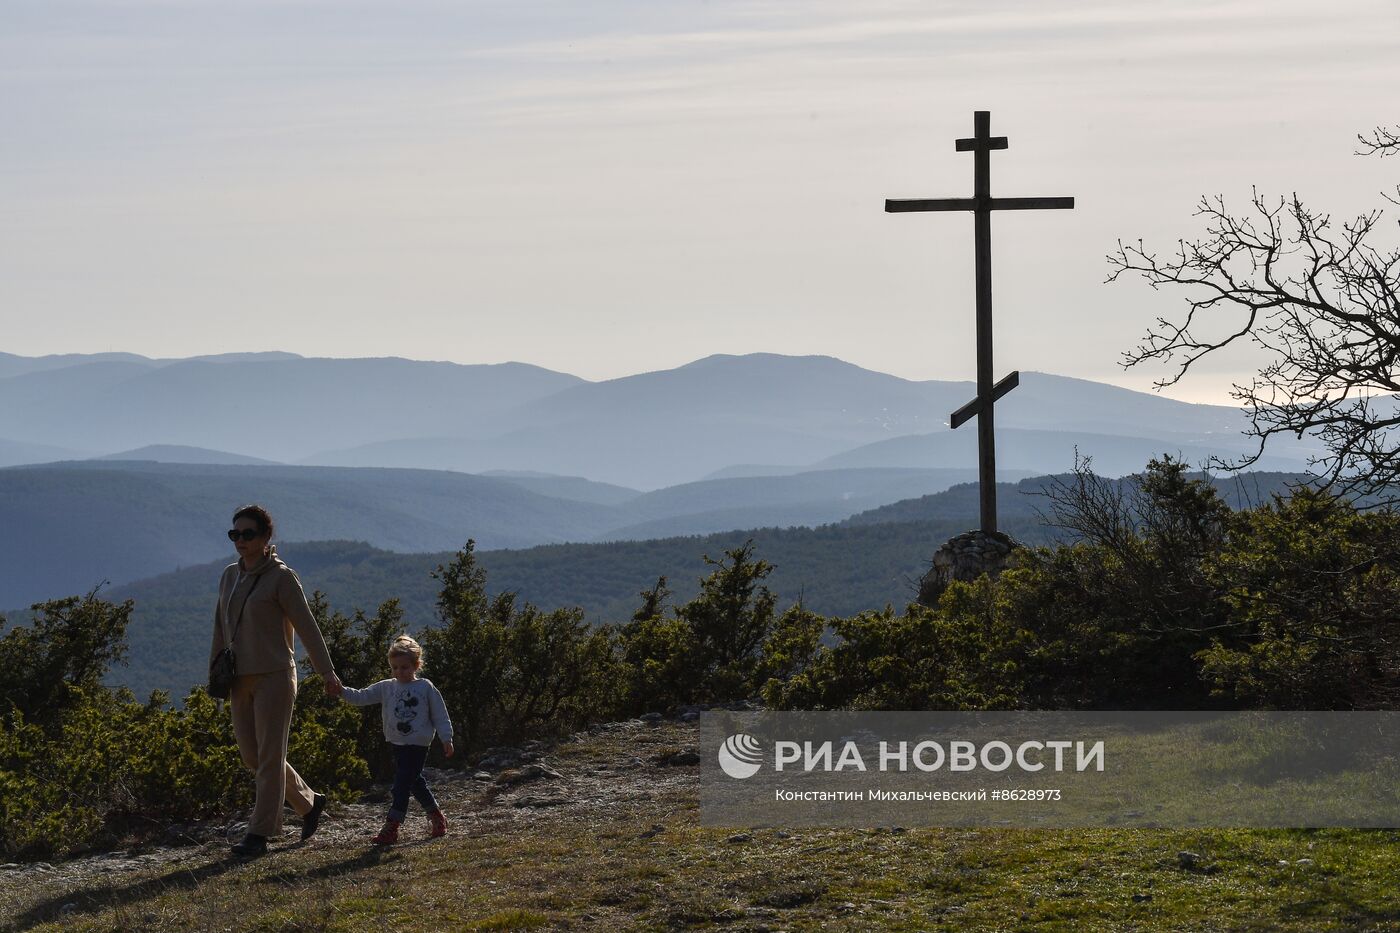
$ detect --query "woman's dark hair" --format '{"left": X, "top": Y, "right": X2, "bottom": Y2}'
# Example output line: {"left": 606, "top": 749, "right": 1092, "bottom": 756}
{"left": 231, "top": 504, "right": 275, "bottom": 539}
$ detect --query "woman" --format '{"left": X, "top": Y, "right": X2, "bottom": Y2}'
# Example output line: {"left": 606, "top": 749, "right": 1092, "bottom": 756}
{"left": 211, "top": 503, "right": 343, "bottom": 857}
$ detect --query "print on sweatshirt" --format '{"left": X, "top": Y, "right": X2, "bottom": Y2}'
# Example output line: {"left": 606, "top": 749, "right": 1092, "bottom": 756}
{"left": 341, "top": 678, "right": 454, "bottom": 747}
{"left": 394, "top": 691, "right": 420, "bottom": 735}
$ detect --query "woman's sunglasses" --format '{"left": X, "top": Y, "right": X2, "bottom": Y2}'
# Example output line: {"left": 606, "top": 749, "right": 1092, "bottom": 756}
{"left": 227, "top": 528, "right": 262, "bottom": 542}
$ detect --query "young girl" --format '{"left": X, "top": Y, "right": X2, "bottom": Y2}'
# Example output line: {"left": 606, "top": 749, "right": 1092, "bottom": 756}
{"left": 337, "top": 635, "right": 454, "bottom": 844}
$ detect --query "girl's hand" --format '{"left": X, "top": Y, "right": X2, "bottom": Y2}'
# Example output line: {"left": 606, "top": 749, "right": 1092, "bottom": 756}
{"left": 443, "top": 741, "right": 455, "bottom": 758}
{"left": 324, "top": 673, "right": 343, "bottom": 698}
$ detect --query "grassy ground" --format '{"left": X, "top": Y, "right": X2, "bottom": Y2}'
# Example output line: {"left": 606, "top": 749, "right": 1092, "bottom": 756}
{"left": 4, "top": 721, "right": 1400, "bottom": 932}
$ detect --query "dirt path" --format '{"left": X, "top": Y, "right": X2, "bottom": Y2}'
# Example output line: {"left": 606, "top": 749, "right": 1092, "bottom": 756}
{"left": 0, "top": 719, "right": 700, "bottom": 930}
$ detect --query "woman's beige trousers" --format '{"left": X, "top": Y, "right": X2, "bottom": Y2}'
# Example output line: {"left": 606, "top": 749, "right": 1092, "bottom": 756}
{"left": 230, "top": 667, "right": 315, "bottom": 837}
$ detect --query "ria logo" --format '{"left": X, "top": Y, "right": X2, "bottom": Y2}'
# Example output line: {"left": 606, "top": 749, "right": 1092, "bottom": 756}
{"left": 718, "top": 733, "right": 763, "bottom": 779}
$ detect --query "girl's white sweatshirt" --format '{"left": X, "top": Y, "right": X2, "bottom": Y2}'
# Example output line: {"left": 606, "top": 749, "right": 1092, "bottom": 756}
{"left": 340, "top": 677, "right": 453, "bottom": 747}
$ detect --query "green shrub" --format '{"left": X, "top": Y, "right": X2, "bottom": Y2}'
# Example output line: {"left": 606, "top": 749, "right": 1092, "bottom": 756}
{"left": 943, "top": 543, "right": 1219, "bottom": 709}
{"left": 0, "top": 706, "right": 99, "bottom": 858}
{"left": 768, "top": 459, "right": 1400, "bottom": 714}
{"left": 422, "top": 541, "right": 623, "bottom": 755}
{"left": 619, "top": 542, "right": 793, "bottom": 710}
{"left": 0, "top": 588, "right": 132, "bottom": 724}
{"left": 0, "top": 685, "right": 247, "bottom": 860}
{"left": 675, "top": 541, "right": 779, "bottom": 701}
{"left": 0, "top": 589, "right": 369, "bottom": 861}
{"left": 1199, "top": 487, "right": 1400, "bottom": 709}
{"left": 310, "top": 594, "right": 407, "bottom": 779}
{"left": 754, "top": 603, "right": 826, "bottom": 701}
{"left": 618, "top": 576, "right": 697, "bottom": 712}
{"left": 288, "top": 697, "right": 370, "bottom": 799}
{"left": 767, "top": 605, "right": 957, "bottom": 711}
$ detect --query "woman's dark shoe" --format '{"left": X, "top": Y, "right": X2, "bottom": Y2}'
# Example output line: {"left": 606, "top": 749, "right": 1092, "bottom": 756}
{"left": 231, "top": 833, "right": 268, "bottom": 857}
{"left": 301, "top": 793, "right": 327, "bottom": 841}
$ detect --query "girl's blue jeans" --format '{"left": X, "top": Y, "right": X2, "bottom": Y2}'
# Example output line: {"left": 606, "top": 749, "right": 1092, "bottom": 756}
{"left": 389, "top": 743, "right": 439, "bottom": 822}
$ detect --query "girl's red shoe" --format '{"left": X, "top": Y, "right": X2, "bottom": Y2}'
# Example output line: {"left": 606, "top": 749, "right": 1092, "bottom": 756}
{"left": 372, "top": 819, "right": 401, "bottom": 845}
{"left": 428, "top": 809, "right": 448, "bottom": 838}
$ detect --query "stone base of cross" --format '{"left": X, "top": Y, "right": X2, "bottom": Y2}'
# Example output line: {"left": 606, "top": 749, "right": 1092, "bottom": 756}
{"left": 916, "top": 529, "right": 1020, "bottom": 607}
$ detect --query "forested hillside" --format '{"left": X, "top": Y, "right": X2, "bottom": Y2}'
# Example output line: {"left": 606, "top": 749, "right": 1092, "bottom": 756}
{"left": 102, "top": 513, "right": 1058, "bottom": 700}
{"left": 0, "top": 461, "right": 983, "bottom": 606}
{"left": 19, "top": 468, "right": 1326, "bottom": 700}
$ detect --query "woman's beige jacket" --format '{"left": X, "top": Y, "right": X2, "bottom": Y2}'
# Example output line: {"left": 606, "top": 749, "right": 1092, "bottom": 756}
{"left": 209, "top": 546, "right": 335, "bottom": 678}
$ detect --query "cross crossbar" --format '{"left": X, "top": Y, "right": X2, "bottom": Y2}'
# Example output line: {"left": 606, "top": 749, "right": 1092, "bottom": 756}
{"left": 988, "top": 196, "right": 1074, "bottom": 211}
{"left": 950, "top": 371, "right": 1019, "bottom": 430}
{"left": 955, "top": 137, "right": 1008, "bottom": 152}
{"left": 885, "top": 196, "right": 1074, "bottom": 213}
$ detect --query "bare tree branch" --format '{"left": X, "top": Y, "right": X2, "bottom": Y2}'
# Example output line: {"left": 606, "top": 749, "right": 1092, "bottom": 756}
{"left": 1107, "top": 128, "right": 1400, "bottom": 501}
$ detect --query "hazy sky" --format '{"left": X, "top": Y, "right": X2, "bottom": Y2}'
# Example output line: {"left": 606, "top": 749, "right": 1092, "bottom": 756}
{"left": 4, "top": 0, "right": 1398, "bottom": 403}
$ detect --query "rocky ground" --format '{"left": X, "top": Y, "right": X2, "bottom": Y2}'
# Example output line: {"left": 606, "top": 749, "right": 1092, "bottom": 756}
{"left": 5, "top": 715, "right": 1400, "bottom": 931}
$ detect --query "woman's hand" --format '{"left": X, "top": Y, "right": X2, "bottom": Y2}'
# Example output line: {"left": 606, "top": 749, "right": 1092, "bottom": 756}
{"left": 324, "top": 672, "right": 343, "bottom": 698}
{"left": 443, "top": 741, "right": 455, "bottom": 758}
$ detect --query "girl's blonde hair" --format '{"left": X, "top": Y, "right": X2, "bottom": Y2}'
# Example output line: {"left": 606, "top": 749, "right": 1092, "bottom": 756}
{"left": 388, "top": 634, "right": 423, "bottom": 667}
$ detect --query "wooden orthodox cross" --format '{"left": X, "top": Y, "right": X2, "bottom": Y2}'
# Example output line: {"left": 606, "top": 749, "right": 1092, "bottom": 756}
{"left": 886, "top": 111, "right": 1073, "bottom": 535}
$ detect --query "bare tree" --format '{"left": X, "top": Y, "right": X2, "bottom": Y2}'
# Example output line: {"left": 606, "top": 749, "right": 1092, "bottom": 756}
{"left": 1107, "top": 125, "right": 1400, "bottom": 500}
